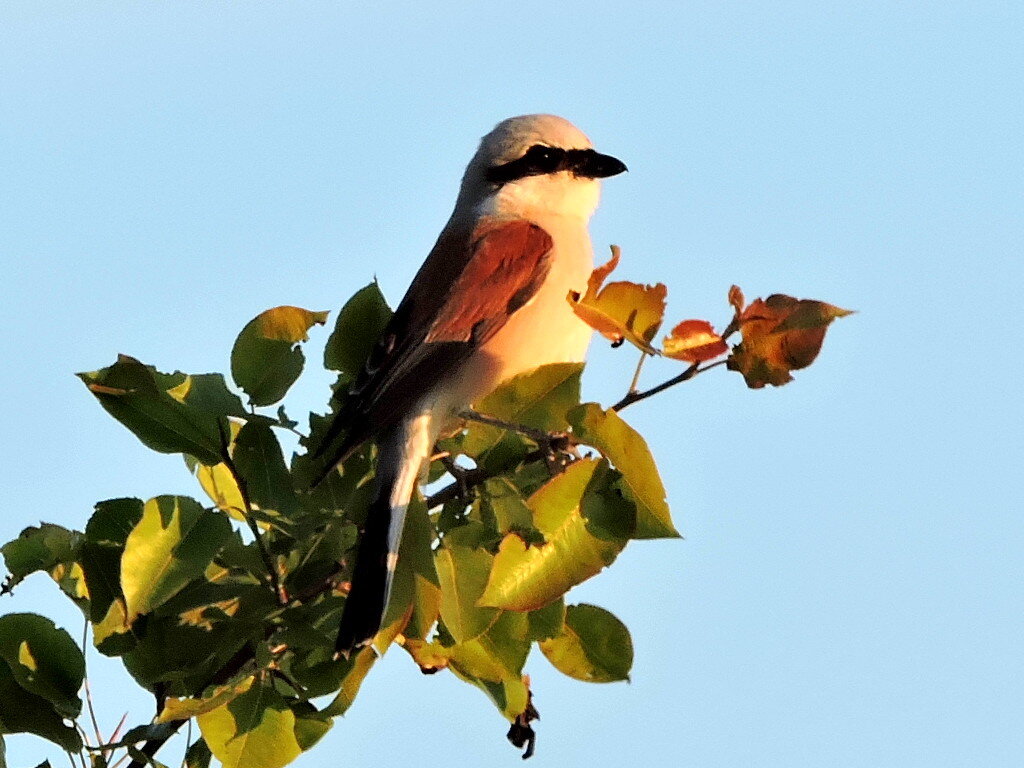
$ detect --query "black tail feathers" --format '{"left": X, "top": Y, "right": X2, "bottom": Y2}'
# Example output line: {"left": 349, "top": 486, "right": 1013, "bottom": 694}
{"left": 335, "top": 490, "right": 392, "bottom": 657}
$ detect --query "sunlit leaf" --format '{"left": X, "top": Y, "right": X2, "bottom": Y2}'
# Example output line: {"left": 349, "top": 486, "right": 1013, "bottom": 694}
{"left": 568, "top": 403, "right": 679, "bottom": 539}
{"left": 567, "top": 246, "right": 667, "bottom": 353}
{"left": 727, "top": 294, "right": 853, "bottom": 388}
{"left": 662, "top": 319, "right": 728, "bottom": 363}
{"left": 78, "top": 355, "right": 224, "bottom": 465}
{"left": 0, "top": 614, "right": 84, "bottom": 718}
{"left": 319, "top": 647, "right": 377, "bottom": 717}
{"left": 461, "top": 363, "right": 582, "bottom": 464}
{"left": 231, "top": 306, "right": 329, "bottom": 407}
{"left": 79, "top": 498, "right": 143, "bottom": 655}
{"left": 435, "top": 524, "right": 500, "bottom": 644}
{"left": 478, "top": 459, "right": 634, "bottom": 611}
{"left": 197, "top": 681, "right": 302, "bottom": 768}
{"left": 121, "top": 496, "right": 233, "bottom": 622}
{"left": 323, "top": 282, "right": 393, "bottom": 375}
{"left": 445, "top": 612, "right": 532, "bottom": 721}
{"left": 158, "top": 676, "right": 255, "bottom": 723}
{"left": 539, "top": 603, "right": 632, "bottom": 682}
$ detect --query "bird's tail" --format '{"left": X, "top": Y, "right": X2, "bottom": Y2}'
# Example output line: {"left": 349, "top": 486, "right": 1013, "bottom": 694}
{"left": 335, "top": 413, "right": 432, "bottom": 657}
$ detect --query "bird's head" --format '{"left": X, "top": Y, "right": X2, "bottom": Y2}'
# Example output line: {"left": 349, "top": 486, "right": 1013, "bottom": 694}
{"left": 457, "top": 114, "right": 627, "bottom": 222}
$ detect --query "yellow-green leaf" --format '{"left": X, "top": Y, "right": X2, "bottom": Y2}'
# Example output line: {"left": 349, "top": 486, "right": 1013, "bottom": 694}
{"left": 568, "top": 403, "right": 680, "bottom": 539}
{"left": 121, "top": 496, "right": 233, "bottom": 622}
{"left": 539, "top": 603, "right": 632, "bottom": 683}
{"left": 197, "top": 681, "right": 302, "bottom": 768}
{"left": 478, "top": 459, "right": 634, "bottom": 611}
{"left": 435, "top": 525, "right": 500, "bottom": 644}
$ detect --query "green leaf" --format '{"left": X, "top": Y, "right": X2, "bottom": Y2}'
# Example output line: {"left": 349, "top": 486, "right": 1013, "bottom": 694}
{"left": 478, "top": 458, "right": 634, "bottom": 611}
{"left": 231, "top": 306, "right": 328, "bottom": 407}
{"left": 540, "top": 603, "right": 633, "bottom": 683}
{"left": 197, "top": 681, "right": 302, "bottom": 768}
{"left": 78, "top": 355, "right": 225, "bottom": 465}
{"left": 184, "top": 738, "right": 212, "bottom": 768}
{"left": 1, "top": 525, "right": 86, "bottom": 608}
{"left": 445, "top": 612, "right": 531, "bottom": 721}
{"left": 231, "top": 422, "right": 301, "bottom": 524}
{"left": 0, "top": 614, "right": 84, "bottom": 718}
{"left": 462, "top": 363, "right": 583, "bottom": 460}
{"left": 435, "top": 524, "right": 500, "bottom": 644}
{"left": 0, "top": 663, "right": 81, "bottom": 752}
{"left": 167, "top": 373, "right": 248, "bottom": 418}
{"left": 526, "top": 598, "right": 566, "bottom": 641}
{"left": 568, "top": 403, "right": 680, "bottom": 539}
{"left": 323, "top": 282, "right": 392, "bottom": 375}
{"left": 79, "top": 498, "right": 143, "bottom": 654}
{"left": 290, "top": 703, "right": 332, "bottom": 751}
{"left": 121, "top": 496, "right": 233, "bottom": 622}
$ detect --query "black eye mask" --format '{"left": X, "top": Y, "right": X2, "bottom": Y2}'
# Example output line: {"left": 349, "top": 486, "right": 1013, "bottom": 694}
{"left": 485, "top": 144, "right": 627, "bottom": 184}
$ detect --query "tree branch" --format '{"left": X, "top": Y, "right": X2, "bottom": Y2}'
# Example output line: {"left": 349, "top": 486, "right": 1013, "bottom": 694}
{"left": 611, "top": 360, "right": 727, "bottom": 412}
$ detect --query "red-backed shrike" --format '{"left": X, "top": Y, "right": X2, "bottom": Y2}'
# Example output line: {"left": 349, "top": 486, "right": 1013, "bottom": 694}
{"left": 315, "top": 114, "right": 626, "bottom": 654}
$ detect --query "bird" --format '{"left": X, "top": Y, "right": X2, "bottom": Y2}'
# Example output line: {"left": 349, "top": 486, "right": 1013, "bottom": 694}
{"left": 314, "top": 114, "right": 627, "bottom": 656}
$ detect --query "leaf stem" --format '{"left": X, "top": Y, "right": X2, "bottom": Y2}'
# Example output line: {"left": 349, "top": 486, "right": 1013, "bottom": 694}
{"left": 627, "top": 351, "right": 648, "bottom": 394}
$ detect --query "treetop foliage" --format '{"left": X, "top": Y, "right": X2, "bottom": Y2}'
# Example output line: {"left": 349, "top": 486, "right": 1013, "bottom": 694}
{"left": 0, "top": 248, "right": 848, "bottom": 767}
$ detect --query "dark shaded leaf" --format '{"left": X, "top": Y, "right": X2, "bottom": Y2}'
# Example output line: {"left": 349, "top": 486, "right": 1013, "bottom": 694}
{"left": 231, "top": 306, "right": 329, "bottom": 407}
{"left": 323, "top": 282, "right": 392, "bottom": 375}
{"left": 231, "top": 422, "right": 301, "bottom": 524}
{"left": 0, "top": 614, "right": 84, "bottom": 718}
{"left": 78, "top": 356, "right": 224, "bottom": 465}
{"left": 0, "top": 663, "right": 81, "bottom": 752}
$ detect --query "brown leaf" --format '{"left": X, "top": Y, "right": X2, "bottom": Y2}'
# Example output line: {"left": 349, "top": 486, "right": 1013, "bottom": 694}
{"left": 728, "top": 285, "right": 746, "bottom": 314}
{"left": 567, "top": 246, "right": 667, "bottom": 353}
{"left": 662, "top": 320, "right": 729, "bottom": 363}
{"left": 727, "top": 294, "right": 852, "bottom": 388}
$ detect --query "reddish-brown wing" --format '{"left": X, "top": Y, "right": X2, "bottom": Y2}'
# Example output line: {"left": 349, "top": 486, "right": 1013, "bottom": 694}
{"left": 315, "top": 218, "right": 553, "bottom": 469}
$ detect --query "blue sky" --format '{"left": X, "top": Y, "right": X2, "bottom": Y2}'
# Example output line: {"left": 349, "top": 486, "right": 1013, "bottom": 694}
{"left": 2, "top": 2, "right": 1021, "bottom": 766}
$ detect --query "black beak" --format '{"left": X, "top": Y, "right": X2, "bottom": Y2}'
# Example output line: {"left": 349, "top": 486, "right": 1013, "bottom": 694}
{"left": 566, "top": 149, "right": 628, "bottom": 179}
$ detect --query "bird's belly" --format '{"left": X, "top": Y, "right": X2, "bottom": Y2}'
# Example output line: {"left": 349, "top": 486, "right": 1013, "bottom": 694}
{"left": 438, "top": 242, "right": 594, "bottom": 416}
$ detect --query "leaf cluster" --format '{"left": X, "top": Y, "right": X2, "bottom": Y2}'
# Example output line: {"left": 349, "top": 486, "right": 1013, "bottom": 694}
{"left": 0, "top": 255, "right": 849, "bottom": 767}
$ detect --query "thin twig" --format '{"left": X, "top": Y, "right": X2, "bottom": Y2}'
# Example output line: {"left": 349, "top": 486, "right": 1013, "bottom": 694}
{"left": 426, "top": 440, "right": 573, "bottom": 510}
{"left": 80, "top": 620, "right": 104, "bottom": 754}
{"left": 611, "top": 360, "right": 728, "bottom": 412}
{"left": 459, "top": 410, "right": 552, "bottom": 443}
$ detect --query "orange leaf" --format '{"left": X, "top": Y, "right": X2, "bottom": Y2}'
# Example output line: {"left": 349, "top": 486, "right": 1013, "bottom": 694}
{"left": 567, "top": 246, "right": 667, "bottom": 354}
{"left": 727, "top": 294, "right": 852, "bottom": 388}
{"left": 662, "top": 320, "right": 728, "bottom": 363}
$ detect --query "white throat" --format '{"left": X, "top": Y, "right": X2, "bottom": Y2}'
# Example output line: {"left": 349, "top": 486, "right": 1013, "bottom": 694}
{"left": 479, "top": 172, "right": 601, "bottom": 223}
